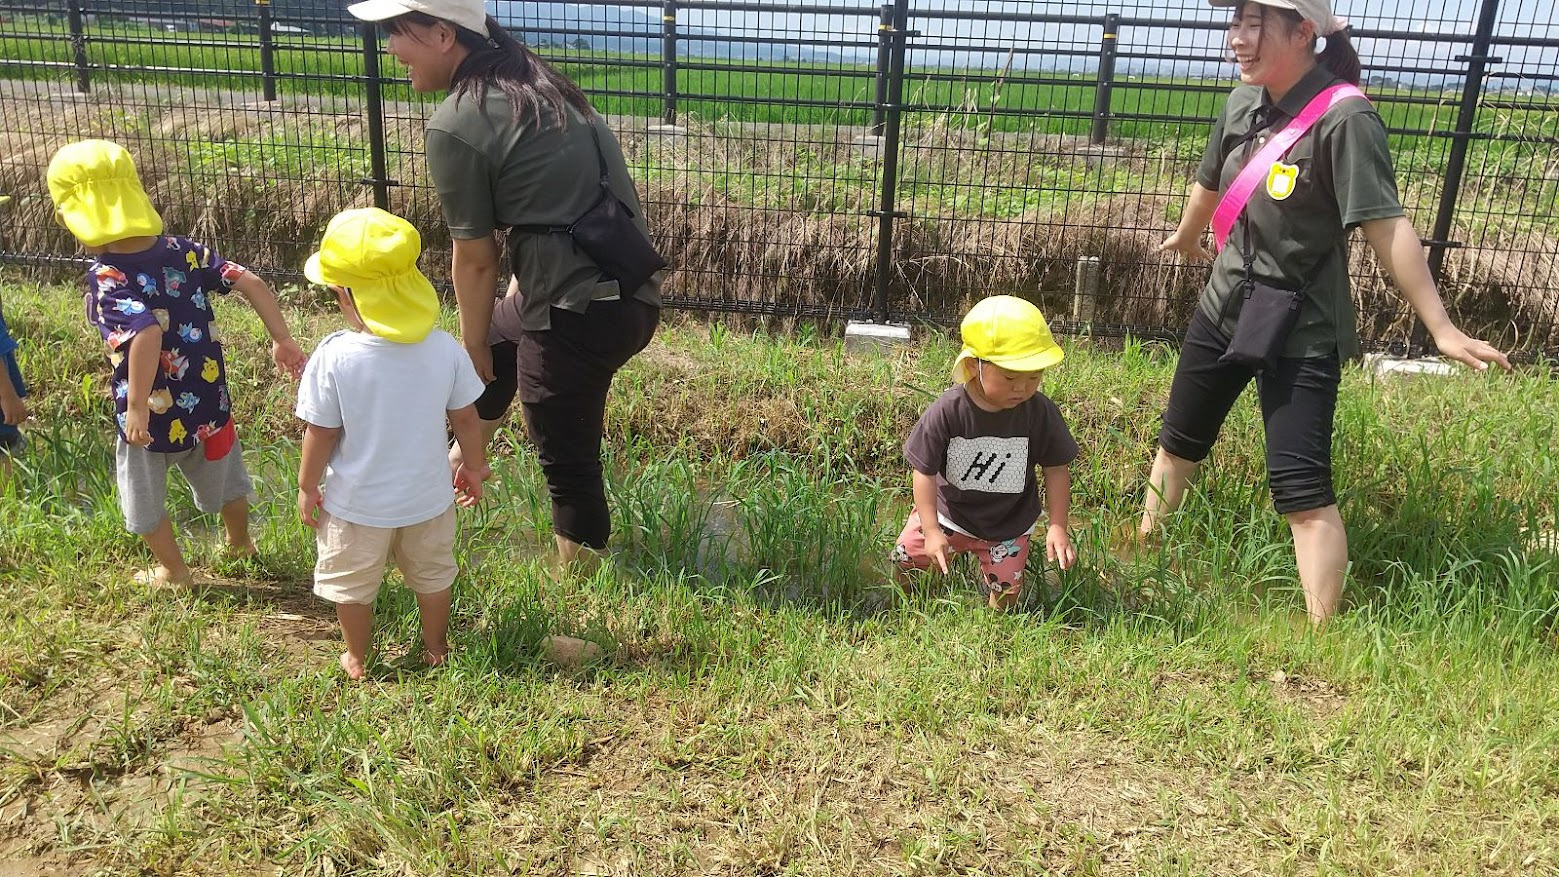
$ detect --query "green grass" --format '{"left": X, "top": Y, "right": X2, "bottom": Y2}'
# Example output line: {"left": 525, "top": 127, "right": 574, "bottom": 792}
{"left": 2, "top": 278, "right": 1559, "bottom": 874}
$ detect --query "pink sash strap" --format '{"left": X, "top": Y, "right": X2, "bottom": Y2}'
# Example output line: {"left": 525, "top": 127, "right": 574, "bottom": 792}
{"left": 1210, "top": 83, "right": 1369, "bottom": 252}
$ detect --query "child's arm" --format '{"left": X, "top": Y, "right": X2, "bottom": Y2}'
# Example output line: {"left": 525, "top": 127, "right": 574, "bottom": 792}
{"left": 229, "top": 270, "right": 308, "bottom": 379}
{"left": 1042, "top": 464, "right": 1076, "bottom": 570}
{"left": 123, "top": 326, "right": 164, "bottom": 446}
{"left": 297, "top": 422, "right": 341, "bottom": 527}
{"left": 912, "top": 469, "right": 950, "bottom": 574}
{"left": 448, "top": 403, "right": 491, "bottom": 506}
{"left": 0, "top": 358, "right": 24, "bottom": 428}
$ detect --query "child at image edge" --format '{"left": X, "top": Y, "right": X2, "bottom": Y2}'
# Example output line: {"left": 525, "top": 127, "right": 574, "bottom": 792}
{"left": 893, "top": 295, "right": 1079, "bottom": 609}
{"left": 46, "top": 140, "right": 307, "bottom": 585}
{"left": 0, "top": 194, "right": 28, "bottom": 488}
{"left": 296, "top": 207, "right": 490, "bottom": 681}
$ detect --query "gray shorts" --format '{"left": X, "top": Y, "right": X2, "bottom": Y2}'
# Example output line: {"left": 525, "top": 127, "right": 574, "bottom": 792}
{"left": 115, "top": 438, "right": 254, "bottom": 534}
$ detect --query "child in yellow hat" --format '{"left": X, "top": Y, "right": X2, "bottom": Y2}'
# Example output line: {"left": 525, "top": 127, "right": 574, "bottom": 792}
{"left": 296, "top": 207, "right": 491, "bottom": 680}
{"left": 892, "top": 295, "right": 1079, "bottom": 609}
{"left": 46, "top": 140, "right": 308, "bottom": 586}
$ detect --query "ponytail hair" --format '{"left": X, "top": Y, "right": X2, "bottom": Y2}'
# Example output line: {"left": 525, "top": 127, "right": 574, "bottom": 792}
{"left": 384, "top": 13, "right": 595, "bottom": 128}
{"left": 1318, "top": 26, "right": 1362, "bottom": 86}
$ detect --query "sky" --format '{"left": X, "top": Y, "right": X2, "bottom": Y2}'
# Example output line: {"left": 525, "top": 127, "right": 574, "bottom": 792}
{"left": 488, "top": 0, "right": 1558, "bottom": 84}
{"left": 669, "top": 0, "right": 1559, "bottom": 82}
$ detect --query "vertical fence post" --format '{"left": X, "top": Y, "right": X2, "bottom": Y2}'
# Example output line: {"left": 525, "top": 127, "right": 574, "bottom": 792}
{"left": 361, "top": 22, "right": 391, "bottom": 209}
{"left": 1418, "top": 0, "right": 1501, "bottom": 354}
{"left": 871, "top": 0, "right": 910, "bottom": 323}
{"left": 661, "top": 0, "right": 678, "bottom": 125}
{"left": 256, "top": 0, "right": 277, "bottom": 102}
{"left": 871, "top": 3, "right": 892, "bottom": 136}
{"left": 1090, "top": 13, "right": 1119, "bottom": 145}
{"left": 66, "top": 0, "right": 90, "bottom": 94}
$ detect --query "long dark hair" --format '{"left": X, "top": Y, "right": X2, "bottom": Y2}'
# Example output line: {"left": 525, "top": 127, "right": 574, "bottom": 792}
{"left": 382, "top": 13, "right": 595, "bottom": 128}
{"left": 1237, "top": 2, "right": 1362, "bottom": 86}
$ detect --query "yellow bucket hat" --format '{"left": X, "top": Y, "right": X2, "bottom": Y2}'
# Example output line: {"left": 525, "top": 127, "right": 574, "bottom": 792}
{"left": 305, "top": 207, "right": 438, "bottom": 344}
{"left": 46, "top": 140, "right": 164, "bottom": 248}
{"left": 951, "top": 295, "right": 1064, "bottom": 383}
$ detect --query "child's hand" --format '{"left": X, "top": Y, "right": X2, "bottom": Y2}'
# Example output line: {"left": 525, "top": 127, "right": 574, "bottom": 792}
{"left": 454, "top": 461, "right": 491, "bottom": 507}
{"left": 124, "top": 406, "right": 152, "bottom": 446}
{"left": 923, "top": 527, "right": 951, "bottom": 575}
{"left": 272, "top": 339, "right": 308, "bottom": 380}
{"left": 298, "top": 486, "right": 325, "bottom": 528}
{"left": 0, "top": 394, "right": 26, "bottom": 427}
{"left": 1045, "top": 523, "right": 1076, "bottom": 571}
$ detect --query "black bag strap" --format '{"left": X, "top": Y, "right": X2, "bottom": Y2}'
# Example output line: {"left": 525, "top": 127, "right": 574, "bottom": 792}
{"left": 1219, "top": 105, "right": 1282, "bottom": 322}
{"left": 511, "top": 114, "right": 617, "bottom": 235}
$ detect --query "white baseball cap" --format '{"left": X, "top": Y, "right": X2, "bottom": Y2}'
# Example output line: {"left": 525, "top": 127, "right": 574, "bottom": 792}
{"left": 347, "top": 0, "right": 490, "bottom": 37}
{"left": 1209, "top": 0, "right": 1348, "bottom": 36}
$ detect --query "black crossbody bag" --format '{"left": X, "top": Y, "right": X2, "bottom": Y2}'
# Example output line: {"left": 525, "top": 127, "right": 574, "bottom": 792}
{"left": 511, "top": 118, "right": 667, "bottom": 297}
{"left": 1218, "top": 213, "right": 1305, "bottom": 372}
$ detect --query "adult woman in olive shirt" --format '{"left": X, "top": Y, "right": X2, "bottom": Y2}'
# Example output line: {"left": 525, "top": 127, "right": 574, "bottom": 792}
{"left": 1142, "top": 0, "right": 1509, "bottom": 624}
{"left": 348, "top": 0, "right": 661, "bottom": 570}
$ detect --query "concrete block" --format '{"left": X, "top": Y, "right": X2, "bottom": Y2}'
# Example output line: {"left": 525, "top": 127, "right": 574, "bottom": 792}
{"left": 850, "top": 134, "right": 885, "bottom": 158}
{"left": 844, "top": 320, "right": 912, "bottom": 352}
{"left": 1363, "top": 353, "right": 1456, "bottom": 378}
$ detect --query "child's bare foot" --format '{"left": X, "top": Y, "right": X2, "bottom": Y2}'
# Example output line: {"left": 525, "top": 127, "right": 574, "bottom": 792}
{"left": 222, "top": 541, "right": 258, "bottom": 562}
{"left": 132, "top": 565, "right": 194, "bottom": 588}
{"left": 338, "top": 652, "right": 367, "bottom": 681}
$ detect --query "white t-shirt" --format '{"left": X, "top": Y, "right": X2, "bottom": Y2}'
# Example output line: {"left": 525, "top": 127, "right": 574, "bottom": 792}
{"left": 295, "top": 329, "right": 485, "bottom": 528}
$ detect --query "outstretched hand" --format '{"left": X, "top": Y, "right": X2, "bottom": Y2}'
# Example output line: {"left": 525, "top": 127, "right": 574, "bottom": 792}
{"left": 1434, "top": 328, "right": 1512, "bottom": 373}
{"left": 454, "top": 461, "right": 491, "bottom": 507}
{"left": 273, "top": 339, "right": 308, "bottom": 380}
{"left": 1157, "top": 231, "right": 1214, "bottom": 263}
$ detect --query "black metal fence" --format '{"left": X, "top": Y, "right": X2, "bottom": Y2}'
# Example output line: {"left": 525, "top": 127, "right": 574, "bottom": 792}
{"left": 1, "top": 0, "right": 1556, "bottom": 358}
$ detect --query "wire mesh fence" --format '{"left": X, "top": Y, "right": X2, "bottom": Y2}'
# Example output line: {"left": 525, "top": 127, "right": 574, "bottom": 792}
{"left": 0, "top": 0, "right": 1555, "bottom": 358}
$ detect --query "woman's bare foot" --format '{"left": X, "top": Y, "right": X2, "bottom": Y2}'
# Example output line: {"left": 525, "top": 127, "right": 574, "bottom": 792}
{"left": 132, "top": 565, "right": 194, "bottom": 588}
{"left": 339, "top": 652, "right": 367, "bottom": 681}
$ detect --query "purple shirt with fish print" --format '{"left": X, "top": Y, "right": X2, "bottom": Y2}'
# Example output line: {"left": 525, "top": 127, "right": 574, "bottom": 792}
{"left": 84, "top": 236, "right": 244, "bottom": 453}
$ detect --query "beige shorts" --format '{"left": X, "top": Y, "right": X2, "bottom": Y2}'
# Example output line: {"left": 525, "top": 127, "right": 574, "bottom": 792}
{"left": 313, "top": 506, "right": 458, "bottom": 605}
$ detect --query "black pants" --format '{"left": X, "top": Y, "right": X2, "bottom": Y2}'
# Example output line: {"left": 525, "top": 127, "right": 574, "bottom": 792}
{"left": 1159, "top": 309, "right": 1341, "bottom": 514}
{"left": 478, "top": 296, "right": 658, "bottom": 549}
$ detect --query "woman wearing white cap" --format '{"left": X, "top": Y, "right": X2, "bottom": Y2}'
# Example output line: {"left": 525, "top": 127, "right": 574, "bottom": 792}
{"left": 1140, "top": 0, "right": 1510, "bottom": 624}
{"left": 347, "top": 0, "right": 662, "bottom": 571}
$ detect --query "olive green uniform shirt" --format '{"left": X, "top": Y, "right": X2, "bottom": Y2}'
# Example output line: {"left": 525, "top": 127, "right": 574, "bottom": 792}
{"left": 426, "top": 91, "right": 662, "bottom": 331}
{"left": 1195, "top": 65, "right": 1404, "bottom": 360}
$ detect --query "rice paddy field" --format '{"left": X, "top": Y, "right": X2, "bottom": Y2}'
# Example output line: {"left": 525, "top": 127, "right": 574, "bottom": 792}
{"left": 1, "top": 277, "right": 1558, "bottom": 875}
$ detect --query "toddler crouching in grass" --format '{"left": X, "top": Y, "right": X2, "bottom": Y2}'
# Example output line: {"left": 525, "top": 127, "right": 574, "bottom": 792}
{"left": 892, "top": 295, "right": 1079, "bottom": 609}
{"left": 47, "top": 140, "right": 307, "bottom": 585}
{"left": 295, "top": 208, "right": 490, "bottom": 680}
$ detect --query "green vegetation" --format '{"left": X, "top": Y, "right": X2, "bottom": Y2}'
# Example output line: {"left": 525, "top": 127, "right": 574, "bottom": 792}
{"left": 2, "top": 278, "right": 1558, "bottom": 874}
{"left": 4, "top": 15, "right": 1554, "bottom": 143}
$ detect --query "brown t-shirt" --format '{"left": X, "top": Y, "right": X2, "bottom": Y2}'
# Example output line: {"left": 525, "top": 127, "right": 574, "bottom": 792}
{"left": 904, "top": 385, "right": 1079, "bottom": 541}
